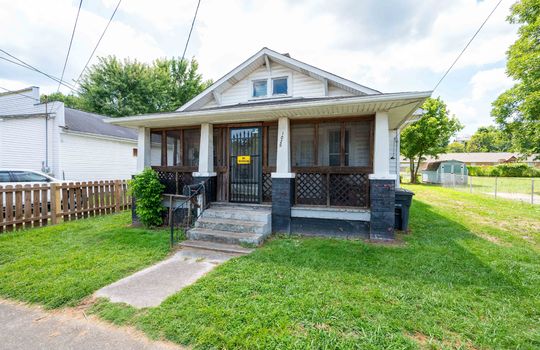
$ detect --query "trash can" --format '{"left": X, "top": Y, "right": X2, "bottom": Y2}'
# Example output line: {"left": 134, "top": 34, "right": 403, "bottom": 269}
{"left": 395, "top": 188, "right": 414, "bottom": 231}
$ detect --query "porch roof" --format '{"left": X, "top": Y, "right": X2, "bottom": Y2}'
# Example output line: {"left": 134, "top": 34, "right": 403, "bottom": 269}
{"left": 107, "top": 91, "right": 431, "bottom": 130}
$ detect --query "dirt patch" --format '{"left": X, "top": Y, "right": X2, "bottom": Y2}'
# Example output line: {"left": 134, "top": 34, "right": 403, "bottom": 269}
{"left": 475, "top": 233, "right": 510, "bottom": 247}
{"left": 406, "top": 331, "right": 479, "bottom": 350}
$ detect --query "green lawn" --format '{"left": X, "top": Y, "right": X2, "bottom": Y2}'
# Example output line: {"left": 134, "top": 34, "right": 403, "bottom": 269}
{"left": 0, "top": 211, "right": 170, "bottom": 308}
{"left": 89, "top": 185, "right": 540, "bottom": 349}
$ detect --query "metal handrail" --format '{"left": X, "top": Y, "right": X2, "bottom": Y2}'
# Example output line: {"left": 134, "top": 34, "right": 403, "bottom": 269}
{"left": 169, "top": 181, "right": 208, "bottom": 247}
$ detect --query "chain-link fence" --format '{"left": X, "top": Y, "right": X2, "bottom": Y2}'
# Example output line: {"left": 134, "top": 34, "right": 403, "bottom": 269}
{"left": 441, "top": 175, "right": 538, "bottom": 205}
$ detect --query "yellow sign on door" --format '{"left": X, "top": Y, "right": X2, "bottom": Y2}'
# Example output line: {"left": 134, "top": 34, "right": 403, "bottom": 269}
{"left": 237, "top": 155, "right": 251, "bottom": 164}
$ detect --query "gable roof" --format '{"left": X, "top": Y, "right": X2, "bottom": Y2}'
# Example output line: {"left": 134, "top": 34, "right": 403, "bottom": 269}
{"left": 64, "top": 108, "right": 137, "bottom": 140}
{"left": 178, "top": 47, "right": 381, "bottom": 112}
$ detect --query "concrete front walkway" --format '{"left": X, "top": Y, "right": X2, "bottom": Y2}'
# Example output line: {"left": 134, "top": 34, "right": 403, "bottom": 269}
{"left": 0, "top": 300, "right": 181, "bottom": 350}
{"left": 95, "top": 247, "right": 241, "bottom": 308}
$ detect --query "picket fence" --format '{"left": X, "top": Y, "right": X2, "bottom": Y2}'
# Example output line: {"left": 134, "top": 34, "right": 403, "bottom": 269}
{"left": 0, "top": 180, "right": 130, "bottom": 233}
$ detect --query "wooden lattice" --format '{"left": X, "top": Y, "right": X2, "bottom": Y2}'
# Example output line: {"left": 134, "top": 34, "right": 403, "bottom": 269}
{"left": 295, "top": 173, "right": 327, "bottom": 205}
{"left": 155, "top": 170, "right": 193, "bottom": 195}
{"left": 262, "top": 172, "right": 272, "bottom": 202}
{"left": 329, "top": 173, "right": 369, "bottom": 207}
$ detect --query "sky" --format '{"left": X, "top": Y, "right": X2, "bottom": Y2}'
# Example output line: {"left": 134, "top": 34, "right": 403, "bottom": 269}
{"left": 0, "top": 0, "right": 519, "bottom": 136}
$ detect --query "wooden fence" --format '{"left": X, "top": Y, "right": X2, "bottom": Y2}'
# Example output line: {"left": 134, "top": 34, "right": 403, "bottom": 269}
{"left": 0, "top": 180, "right": 130, "bottom": 233}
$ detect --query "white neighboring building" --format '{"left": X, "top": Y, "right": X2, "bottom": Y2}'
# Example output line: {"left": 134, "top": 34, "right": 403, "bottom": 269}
{"left": 0, "top": 87, "right": 137, "bottom": 180}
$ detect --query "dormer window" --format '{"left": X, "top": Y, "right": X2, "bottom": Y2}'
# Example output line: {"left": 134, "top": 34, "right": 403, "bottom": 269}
{"left": 252, "top": 79, "right": 267, "bottom": 97}
{"left": 272, "top": 77, "right": 288, "bottom": 95}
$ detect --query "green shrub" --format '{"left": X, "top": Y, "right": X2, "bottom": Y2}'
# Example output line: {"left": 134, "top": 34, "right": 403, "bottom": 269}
{"left": 467, "top": 163, "right": 540, "bottom": 177}
{"left": 129, "top": 168, "right": 165, "bottom": 227}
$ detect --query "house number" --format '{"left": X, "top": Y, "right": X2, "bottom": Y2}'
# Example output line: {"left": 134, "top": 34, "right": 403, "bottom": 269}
{"left": 279, "top": 132, "right": 284, "bottom": 147}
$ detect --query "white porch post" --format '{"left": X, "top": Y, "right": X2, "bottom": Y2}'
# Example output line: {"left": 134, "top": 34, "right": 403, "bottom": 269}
{"left": 194, "top": 123, "right": 216, "bottom": 177}
{"left": 271, "top": 117, "right": 294, "bottom": 178}
{"left": 370, "top": 111, "right": 396, "bottom": 180}
{"left": 137, "top": 127, "right": 151, "bottom": 172}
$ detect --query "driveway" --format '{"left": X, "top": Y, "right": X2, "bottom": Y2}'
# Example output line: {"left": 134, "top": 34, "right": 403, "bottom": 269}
{"left": 0, "top": 300, "right": 183, "bottom": 350}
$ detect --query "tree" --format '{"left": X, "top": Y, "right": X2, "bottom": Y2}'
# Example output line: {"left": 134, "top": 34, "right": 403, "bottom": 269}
{"left": 466, "top": 125, "right": 513, "bottom": 152}
{"left": 46, "top": 56, "right": 211, "bottom": 117}
{"left": 401, "top": 97, "right": 463, "bottom": 183}
{"left": 446, "top": 141, "right": 466, "bottom": 153}
{"left": 492, "top": 0, "right": 540, "bottom": 157}
{"left": 40, "top": 92, "right": 84, "bottom": 110}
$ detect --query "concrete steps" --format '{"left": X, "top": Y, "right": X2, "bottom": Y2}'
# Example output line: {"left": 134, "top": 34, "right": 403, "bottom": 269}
{"left": 185, "top": 203, "right": 271, "bottom": 250}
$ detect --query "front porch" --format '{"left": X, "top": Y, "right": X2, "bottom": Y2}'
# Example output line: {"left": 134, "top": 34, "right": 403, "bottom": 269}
{"left": 136, "top": 111, "right": 398, "bottom": 240}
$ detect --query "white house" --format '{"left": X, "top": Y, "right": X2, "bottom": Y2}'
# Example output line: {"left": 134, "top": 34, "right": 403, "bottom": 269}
{"left": 110, "top": 48, "right": 432, "bottom": 241}
{"left": 0, "top": 87, "right": 137, "bottom": 180}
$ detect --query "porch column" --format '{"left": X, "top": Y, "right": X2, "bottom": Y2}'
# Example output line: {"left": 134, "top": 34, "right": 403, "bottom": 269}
{"left": 136, "top": 127, "right": 151, "bottom": 172}
{"left": 271, "top": 117, "right": 295, "bottom": 234}
{"left": 369, "top": 111, "right": 396, "bottom": 241}
{"left": 193, "top": 123, "right": 217, "bottom": 201}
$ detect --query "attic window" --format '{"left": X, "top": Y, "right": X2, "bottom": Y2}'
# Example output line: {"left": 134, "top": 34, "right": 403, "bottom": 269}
{"left": 252, "top": 79, "right": 267, "bottom": 97}
{"left": 272, "top": 77, "right": 288, "bottom": 95}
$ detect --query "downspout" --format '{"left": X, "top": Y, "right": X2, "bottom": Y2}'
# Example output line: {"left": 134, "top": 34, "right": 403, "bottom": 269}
{"left": 44, "top": 96, "right": 50, "bottom": 173}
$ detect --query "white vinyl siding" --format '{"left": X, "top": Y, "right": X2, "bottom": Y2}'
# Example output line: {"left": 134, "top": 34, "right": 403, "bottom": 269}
{"left": 60, "top": 133, "right": 137, "bottom": 181}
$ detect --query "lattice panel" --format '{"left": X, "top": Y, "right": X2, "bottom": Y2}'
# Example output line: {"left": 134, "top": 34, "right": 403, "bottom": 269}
{"left": 329, "top": 173, "right": 369, "bottom": 207}
{"left": 155, "top": 171, "right": 193, "bottom": 195}
{"left": 295, "top": 173, "right": 327, "bottom": 205}
{"left": 262, "top": 172, "right": 272, "bottom": 202}
{"left": 156, "top": 171, "right": 177, "bottom": 194}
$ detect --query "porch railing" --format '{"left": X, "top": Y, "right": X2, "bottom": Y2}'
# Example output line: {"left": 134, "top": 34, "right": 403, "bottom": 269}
{"left": 293, "top": 168, "right": 370, "bottom": 208}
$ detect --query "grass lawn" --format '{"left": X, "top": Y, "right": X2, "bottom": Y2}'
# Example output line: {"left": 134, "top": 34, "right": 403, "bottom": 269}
{"left": 89, "top": 185, "right": 540, "bottom": 349}
{"left": 0, "top": 211, "right": 170, "bottom": 308}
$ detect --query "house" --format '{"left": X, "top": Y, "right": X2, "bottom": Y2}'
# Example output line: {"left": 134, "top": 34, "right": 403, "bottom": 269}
{"left": 422, "top": 160, "right": 468, "bottom": 185}
{"left": 0, "top": 87, "right": 137, "bottom": 180}
{"left": 109, "top": 48, "right": 431, "bottom": 241}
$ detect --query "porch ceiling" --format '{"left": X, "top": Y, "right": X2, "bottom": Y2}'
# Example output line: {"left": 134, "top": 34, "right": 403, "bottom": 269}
{"left": 107, "top": 91, "right": 431, "bottom": 130}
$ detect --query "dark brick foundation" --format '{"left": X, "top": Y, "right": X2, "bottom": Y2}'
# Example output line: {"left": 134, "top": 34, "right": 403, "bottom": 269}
{"left": 271, "top": 177, "right": 294, "bottom": 234}
{"left": 369, "top": 179, "right": 396, "bottom": 240}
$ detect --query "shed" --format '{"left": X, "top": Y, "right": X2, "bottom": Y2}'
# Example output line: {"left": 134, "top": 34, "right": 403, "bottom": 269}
{"left": 422, "top": 160, "right": 468, "bottom": 185}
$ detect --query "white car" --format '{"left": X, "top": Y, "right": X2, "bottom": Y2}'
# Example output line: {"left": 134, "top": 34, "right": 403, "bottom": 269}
{"left": 0, "top": 169, "right": 61, "bottom": 187}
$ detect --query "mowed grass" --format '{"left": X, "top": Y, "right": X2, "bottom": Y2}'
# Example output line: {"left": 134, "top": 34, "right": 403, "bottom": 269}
{"left": 0, "top": 211, "right": 170, "bottom": 308}
{"left": 90, "top": 185, "right": 540, "bottom": 349}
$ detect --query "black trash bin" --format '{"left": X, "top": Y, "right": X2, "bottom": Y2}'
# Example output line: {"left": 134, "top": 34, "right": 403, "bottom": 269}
{"left": 395, "top": 188, "right": 414, "bottom": 231}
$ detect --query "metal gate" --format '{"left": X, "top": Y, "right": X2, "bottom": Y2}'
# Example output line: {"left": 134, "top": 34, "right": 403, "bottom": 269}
{"left": 229, "top": 127, "right": 262, "bottom": 203}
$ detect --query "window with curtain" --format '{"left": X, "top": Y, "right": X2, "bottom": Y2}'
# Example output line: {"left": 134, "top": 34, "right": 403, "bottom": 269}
{"left": 291, "top": 124, "right": 315, "bottom": 166}
{"left": 252, "top": 79, "right": 267, "bottom": 98}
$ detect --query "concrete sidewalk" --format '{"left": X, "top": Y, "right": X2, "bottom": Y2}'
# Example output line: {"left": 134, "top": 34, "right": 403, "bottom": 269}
{"left": 0, "top": 300, "right": 182, "bottom": 350}
{"left": 95, "top": 247, "right": 240, "bottom": 308}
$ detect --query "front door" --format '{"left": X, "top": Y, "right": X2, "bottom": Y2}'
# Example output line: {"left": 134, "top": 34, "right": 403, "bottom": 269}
{"left": 229, "top": 127, "right": 262, "bottom": 203}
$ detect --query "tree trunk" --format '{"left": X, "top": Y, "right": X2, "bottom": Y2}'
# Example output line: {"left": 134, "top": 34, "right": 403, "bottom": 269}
{"left": 409, "top": 158, "right": 416, "bottom": 183}
{"left": 413, "top": 157, "right": 422, "bottom": 183}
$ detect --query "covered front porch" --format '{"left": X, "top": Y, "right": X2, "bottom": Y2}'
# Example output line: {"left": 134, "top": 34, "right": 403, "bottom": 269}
{"left": 113, "top": 92, "right": 429, "bottom": 240}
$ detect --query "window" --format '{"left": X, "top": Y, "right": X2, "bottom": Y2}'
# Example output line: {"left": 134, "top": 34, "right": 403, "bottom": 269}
{"left": 267, "top": 125, "right": 278, "bottom": 167}
{"left": 184, "top": 128, "right": 200, "bottom": 167}
{"left": 132, "top": 148, "right": 138, "bottom": 157}
{"left": 11, "top": 171, "right": 49, "bottom": 182}
{"left": 0, "top": 171, "right": 11, "bottom": 182}
{"left": 291, "top": 124, "right": 315, "bottom": 166}
{"left": 166, "top": 130, "right": 182, "bottom": 166}
{"left": 252, "top": 79, "right": 267, "bottom": 97}
{"left": 272, "top": 77, "right": 288, "bottom": 95}
{"left": 150, "top": 131, "right": 162, "bottom": 166}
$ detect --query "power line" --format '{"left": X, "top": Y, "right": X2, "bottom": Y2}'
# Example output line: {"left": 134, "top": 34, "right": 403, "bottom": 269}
{"left": 56, "top": 0, "right": 83, "bottom": 92}
{"left": 181, "top": 0, "right": 202, "bottom": 63}
{"left": 432, "top": 0, "right": 503, "bottom": 92}
{"left": 74, "top": 0, "right": 122, "bottom": 86}
{"left": 0, "top": 54, "right": 79, "bottom": 92}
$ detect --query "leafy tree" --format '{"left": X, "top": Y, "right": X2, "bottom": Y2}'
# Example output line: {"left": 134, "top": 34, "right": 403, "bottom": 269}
{"left": 401, "top": 97, "right": 463, "bottom": 183}
{"left": 466, "top": 125, "right": 513, "bottom": 152}
{"left": 446, "top": 141, "right": 466, "bottom": 153}
{"left": 40, "top": 92, "right": 84, "bottom": 110}
{"left": 492, "top": 0, "right": 540, "bottom": 157}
